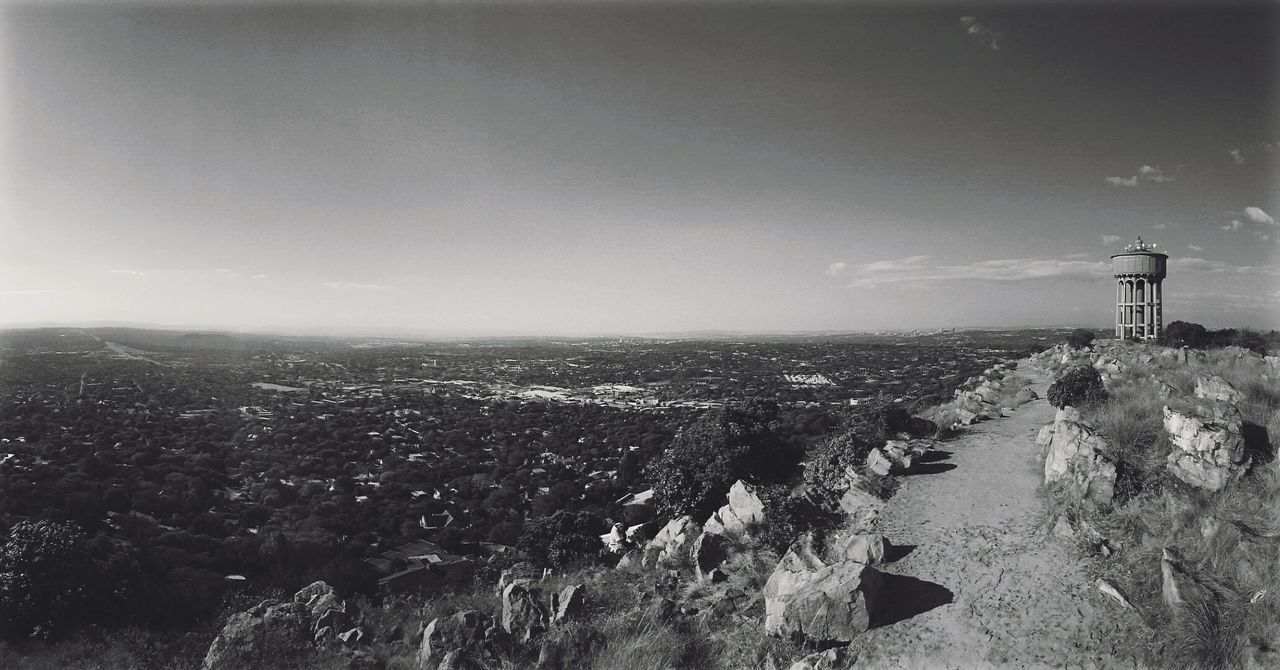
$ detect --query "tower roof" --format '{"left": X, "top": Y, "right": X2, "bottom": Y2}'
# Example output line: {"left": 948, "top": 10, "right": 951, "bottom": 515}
{"left": 1110, "top": 236, "right": 1168, "bottom": 259}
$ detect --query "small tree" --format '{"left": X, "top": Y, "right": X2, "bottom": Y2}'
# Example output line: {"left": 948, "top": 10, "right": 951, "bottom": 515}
{"left": 0, "top": 521, "right": 96, "bottom": 639}
{"left": 517, "top": 509, "right": 605, "bottom": 570}
{"left": 1162, "top": 321, "right": 1209, "bottom": 348}
{"left": 1066, "top": 328, "right": 1097, "bottom": 349}
{"left": 1047, "top": 366, "right": 1108, "bottom": 409}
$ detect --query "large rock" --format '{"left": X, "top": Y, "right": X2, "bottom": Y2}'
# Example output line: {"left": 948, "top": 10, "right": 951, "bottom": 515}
{"left": 764, "top": 535, "right": 881, "bottom": 643}
{"left": 418, "top": 610, "right": 492, "bottom": 670}
{"left": 832, "top": 533, "right": 887, "bottom": 566}
{"left": 642, "top": 515, "right": 701, "bottom": 567}
{"left": 203, "top": 581, "right": 351, "bottom": 670}
{"left": 1194, "top": 375, "right": 1242, "bottom": 404}
{"left": 1042, "top": 408, "right": 1116, "bottom": 505}
{"left": 552, "top": 584, "right": 586, "bottom": 624}
{"left": 788, "top": 647, "right": 858, "bottom": 670}
{"left": 692, "top": 531, "right": 731, "bottom": 580}
{"left": 1164, "top": 402, "right": 1249, "bottom": 491}
{"left": 838, "top": 486, "right": 885, "bottom": 531}
{"left": 702, "top": 480, "right": 766, "bottom": 537}
{"left": 500, "top": 580, "right": 548, "bottom": 643}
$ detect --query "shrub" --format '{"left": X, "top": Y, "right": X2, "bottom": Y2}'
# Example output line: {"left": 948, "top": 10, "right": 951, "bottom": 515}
{"left": 1162, "top": 321, "right": 1210, "bottom": 349}
{"left": 801, "top": 431, "right": 871, "bottom": 496}
{"left": 1046, "top": 366, "right": 1108, "bottom": 409}
{"left": 1066, "top": 328, "right": 1097, "bottom": 349}
{"left": 516, "top": 509, "right": 606, "bottom": 570}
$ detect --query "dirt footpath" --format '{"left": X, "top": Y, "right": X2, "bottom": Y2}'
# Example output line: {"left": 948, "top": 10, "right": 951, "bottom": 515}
{"left": 846, "top": 360, "right": 1149, "bottom": 669}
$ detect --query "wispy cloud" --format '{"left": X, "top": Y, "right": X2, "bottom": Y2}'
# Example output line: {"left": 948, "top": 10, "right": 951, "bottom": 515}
{"left": 959, "top": 16, "right": 1000, "bottom": 51}
{"left": 108, "top": 269, "right": 147, "bottom": 277}
{"left": 1222, "top": 220, "right": 1244, "bottom": 232}
{"left": 1106, "top": 164, "right": 1174, "bottom": 187}
{"left": 1152, "top": 223, "right": 1167, "bottom": 230}
{"left": 1101, "top": 235, "right": 1122, "bottom": 245}
{"left": 0, "top": 289, "right": 55, "bottom": 295}
{"left": 1171, "top": 257, "right": 1280, "bottom": 275}
{"left": 250, "top": 274, "right": 268, "bottom": 280}
{"left": 1245, "top": 206, "right": 1275, "bottom": 226}
{"left": 1188, "top": 244, "right": 1203, "bottom": 251}
{"left": 825, "top": 261, "right": 848, "bottom": 276}
{"left": 322, "top": 281, "right": 395, "bottom": 291}
{"left": 1229, "top": 148, "right": 1245, "bottom": 164}
{"left": 843, "top": 255, "right": 1108, "bottom": 287}
{"left": 1227, "top": 141, "right": 1276, "bottom": 165}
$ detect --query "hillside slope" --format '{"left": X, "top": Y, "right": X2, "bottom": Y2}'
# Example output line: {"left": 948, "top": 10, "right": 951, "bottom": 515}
{"left": 847, "top": 360, "right": 1148, "bottom": 668}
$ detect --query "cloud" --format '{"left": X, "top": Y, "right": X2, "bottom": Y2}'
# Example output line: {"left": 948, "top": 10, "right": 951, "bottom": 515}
{"left": 1253, "top": 231, "right": 1272, "bottom": 242}
{"left": 1229, "top": 148, "right": 1245, "bottom": 164}
{"left": 108, "top": 269, "right": 147, "bottom": 277}
{"left": 250, "top": 274, "right": 268, "bottom": 280}
{"left": 1227, "top": 142, "right": 1277, "bottom": 165}
{"left": 1101, "top": 235, "right": 1122, "bottom": 245}
{"left": 1105, "top": 176, "right": 1138, "bottom": 187}
{"left": 959, "top": 16, "right": 1000, "bottom": 51}
{"left": 1172, "top": 257, "right": 1280, "bottom": 275}
{"left": 1245, "top": 206, "right": 1275, "bottom": 226}
{"left": 1152, "top": 223, "right": 1167, "bottom": 230}
{"left": 0, "top": 289, "right": 55, "bottom": 295}
{"left": 1137, "top": 165, "right": 1174, "bottom": 183}
{"left": 1222, "top": 220, "right": 1244, "bottom": 232}
{"left": 845, "top": 255, "right": 1108, "bottom": 287}
{"left": 322, "top": 281, "right": 395, "bottom": 291}
{"left": 825, "top": 261, "right": 848, "bottom": 276}
{"left": 1188, "top": 244, "right": 1203, "bottom": 251}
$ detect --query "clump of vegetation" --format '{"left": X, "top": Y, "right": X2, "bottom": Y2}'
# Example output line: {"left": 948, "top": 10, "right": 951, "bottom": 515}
{"left": 1066, "top": 328, "right": 1097, "bottom": 349}
{"left": 1046, "top": 365, "right": 1108, "bottom": 409}
{"left": 516, "top": 509, "right": 607, "bottom": 570}
{"left": 1161, "top": 320, "right": 1276, "bottom": 354}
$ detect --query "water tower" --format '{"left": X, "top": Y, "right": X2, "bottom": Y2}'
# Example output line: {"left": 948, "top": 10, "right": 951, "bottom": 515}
{"left": 1112, "top": 237, "right": 1167, "bottom": 340}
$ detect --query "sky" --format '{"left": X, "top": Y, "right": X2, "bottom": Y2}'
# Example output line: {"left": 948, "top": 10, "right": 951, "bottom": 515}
{"left": 1, "top": 0, "right": 1277, "bottom": 336}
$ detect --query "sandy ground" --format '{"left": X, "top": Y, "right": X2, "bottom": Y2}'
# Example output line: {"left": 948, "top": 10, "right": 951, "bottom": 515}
{"left": 845, "top": 360, "right": 1149, "bottom": 669}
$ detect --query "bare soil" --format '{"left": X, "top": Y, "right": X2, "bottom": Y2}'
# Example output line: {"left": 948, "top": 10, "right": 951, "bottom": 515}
{"left": 846, "top": 360, "right": 1150, "bottom": 669}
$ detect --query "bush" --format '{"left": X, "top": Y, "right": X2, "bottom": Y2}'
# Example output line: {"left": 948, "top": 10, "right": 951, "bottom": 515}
{"left": 516, "top": 509, "right": 606, "bottom": 570}
{"left": 1162, "top": 321, "right": 1210, "bottom": 349}
{"left": 1046, "top": 366, "right": 1108, "bottom": 409}
{"left": 1066, "top": 328, "right": 1097, "bottom": 349}
{"left": 802, "top": 431, "right": 871, "bottom": 496}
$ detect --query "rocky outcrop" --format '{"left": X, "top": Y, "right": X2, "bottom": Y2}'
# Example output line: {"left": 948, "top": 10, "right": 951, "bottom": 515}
{"left": 1194, "top": 375, "right": 1242, "bottom": 404}
{"left": 501, "top": 580, "right": 549, "bottom": 643}
{"left": 764, "top": 535, "right": 882, "bottom": 643}
{"left": 1041, "top": 408, "right": 1116, "bottom": 506}
{"left": 202, "top": 581, "right": 356, "bottom": 670}
{"left": 642, "top": 516, "right": 701, "bottom": 567}
{"left": 838, "top": 485, "right": 885, "bottom": 532}
{"left": 1164, "top": 401, "right": 1248, "bottom": 491}
{"left": 418, "top": 610, "right": 499, "bottom": 670}
{"left": 702, "top": 480, "right": 766, "bottom": 537}
{"left": 552, "top": 584, "right": 586, "bottom": 624}
{"left": 788, "top": 647, "right": 858, "bottom": 670}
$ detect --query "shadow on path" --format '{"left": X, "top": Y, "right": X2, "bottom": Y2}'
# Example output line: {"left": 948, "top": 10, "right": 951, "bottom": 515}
{"left": 883, "top": 543, "right": 916, "bottom": 563}
{"left": 917, "top": 450, "right": 953, "bottom": 463}
{"left": 868, "top": 572, "right": 954, "bottom": 629}
{"left": 907, "top": 462, "right": 957, "bottom": 476}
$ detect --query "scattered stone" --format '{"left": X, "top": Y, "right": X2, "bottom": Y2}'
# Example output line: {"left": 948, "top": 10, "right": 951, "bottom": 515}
{"left": 552, "top": 584, "right": 586, "bottom": 624}
{"left": 1164, "top": 402, "right": 1248, "bottom": 491}
{"left": 203, "top": 582, "right": 357, "bottom": 670}
{"left": 1095, "top": 579, "right": 1133, "bottom": 609}
{"left": 764, "top": 535, "right": 881, "bottom": 643}
{"left": 866, "top": 447, "right": 894, "bottom": 476}
{"left": 642, "top": 516, "right": 702, "bottom": 567}
{"left": 788, "top": 647, "right": 857, "bottom": 670}
{"left": 838, "top": 486, "right": 885, "bottom": 531}
{"left": 418, "top": 610, "right": 491, "bottom": 670}
{"left": 337, "top": 627, "right": 364, "bottom": 648}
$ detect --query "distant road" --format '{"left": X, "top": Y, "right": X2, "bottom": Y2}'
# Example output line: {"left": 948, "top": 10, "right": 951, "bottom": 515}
{"left": 88, "top": 332, "right": 171, "bottom": 367}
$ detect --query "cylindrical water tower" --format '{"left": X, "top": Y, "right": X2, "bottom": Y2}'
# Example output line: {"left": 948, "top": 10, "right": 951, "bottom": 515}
{"left": 1112, "top": 237, "right": 1167, "bottom": 340}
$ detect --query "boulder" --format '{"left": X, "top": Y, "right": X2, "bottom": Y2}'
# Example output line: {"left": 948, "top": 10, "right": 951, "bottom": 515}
{"left": 202, "top": 601, "right": 314, "bottom": 670}
{"left": 295, "top": 581, "right": 343, "bottom": 621}
{"left": 552, "top": 584, "right": 586, "bottom": 624}
{"left": 1164, "top": 402, "right": 1249, "bottom": 491}
{"left": 692, "top": 531, "right": 731, "bottom": 581}
{"left": 418, "top": 610, "right": 491, "bottom": 670}
{"left": 832, "top": 533, "right": 887, "bottom": 566}
{"left": 535, "top": 628, "right": 604, "bottom": 670}
{"left": 837, "top": 487, "right": 885, "bottom": 531}
{"left": 643, "top": 516, "right": 702, "bottom": 567}
{"left": 764, "top": 535, "right": 881, "bottom": 643}
{"left": 1194, "top": 375, "right": 1242, "bottom": 404}
{"left": 866, "top": 448, "right": 894, "bottom": 476}
{"left": 337, "top": 627, "right": 364, "bottom": 648}
{"left": 500, "top": 580, "right": 548, "bottom": 643}
{"left": 1042, "top": 409, "right": 1116, "bottom": 506}
{"left": 702, "top": 480, "right": 766, "bottom": 537}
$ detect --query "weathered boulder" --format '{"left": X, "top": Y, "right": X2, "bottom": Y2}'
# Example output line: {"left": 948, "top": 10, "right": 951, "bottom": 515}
{"left": 535, "top": 627, "right": 604, "bottom": 670}
{"left": 832, "top": 533, "right": 887, "bottom": 566}
{"left": 500, "top": 580, "right": 548, "bottom": 643}
{"left": 1042, "top": 408, "right": 1116, "bottom": 505}
{"left": 203, "top": 601, "right": 314, "bottom": 670}
{"left": 337, "top": 627, "right": 365, "bottom": 648}
{"left": 1194, "top": 375, "right": 1242, "bottom": 404}
{"left": 642, "top": 515, "right": 701, "bottom": 567}
{"left": 552, "top": 584, "right": 586, "bottom": 624}
{"left": 202, "top": 581, "right": 352, "bottom": 670}
{"left": 692, "top": 531, "right": 731, "bottom": 581}
{"left": 702, "top": 480, "right": 766, "bottom": 537}
{"left": 1164, "top": 402, "right": 1248, "bottom": 491}
{"left": 866, "top": 447, "right": 895, "bottom": 476}
{"left": 838, "top": 486, "right": 885, "bottom": 531}
{"left": 764, "top": 535, "right": 881, "bottom": 643}
{"left": 788, "top": 647, "right": 858, "bottom": 670}
{"left": 418, "top": 610, "right": 492, "bottom": 670}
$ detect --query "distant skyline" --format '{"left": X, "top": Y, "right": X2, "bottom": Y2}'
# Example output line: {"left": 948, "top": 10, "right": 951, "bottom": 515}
{"left": 2, "top": 1, "right": 1277, "bottom": 335}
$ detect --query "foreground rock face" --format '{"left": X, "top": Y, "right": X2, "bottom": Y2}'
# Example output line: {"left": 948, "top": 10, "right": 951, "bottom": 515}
{"left": 1164, "top": 401, "right": 1248, "bottom": 491}
{"left": 702, "top": 480, "right": 766, "bottom": 537}
{"left": 203, "top": 581, "right": 354, "bottom": 670}
{"left": 642, "top": 515, "right": 701, "bottom": 567}
{"left": 1041, "top": 408, "right": 1117, "bottom": 506}
{"left": 419, "top": 610, "right": 496, "bottom": 670}
{"left": 1194, "top": 375, "right": 1242, "bottom": 404}
{"left": 501, "top": 580, "right": 548, "bottom": 643}
{"left": 764, "top": 535, "right": 882, "bottom": 643}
